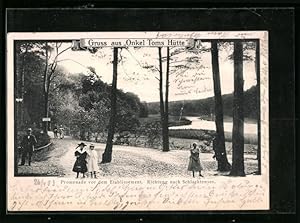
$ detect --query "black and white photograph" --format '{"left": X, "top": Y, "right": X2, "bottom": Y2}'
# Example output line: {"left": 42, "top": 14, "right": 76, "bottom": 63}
{"left": 6, "top": 31, "right": 269, "bottom": 211}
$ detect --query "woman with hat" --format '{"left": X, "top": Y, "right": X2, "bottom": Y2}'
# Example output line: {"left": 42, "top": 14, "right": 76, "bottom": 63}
{"left": 86, "top": 144, "right": 99, "bottom": 178}
{"left": 187, "top": 142, "right": 204, "bottom": 177}
{"left": 72, "top": 142, "right": 88, "bottom": 178}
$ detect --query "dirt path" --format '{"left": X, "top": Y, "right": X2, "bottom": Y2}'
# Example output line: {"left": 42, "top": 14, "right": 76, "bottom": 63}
{"left": 18, "top": 132, "right": 258, "bottom": 177}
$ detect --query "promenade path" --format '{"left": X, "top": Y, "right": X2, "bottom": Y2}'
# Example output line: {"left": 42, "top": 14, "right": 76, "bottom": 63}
{"left": 17, "top": 132, "right": 258, "bottom": 177}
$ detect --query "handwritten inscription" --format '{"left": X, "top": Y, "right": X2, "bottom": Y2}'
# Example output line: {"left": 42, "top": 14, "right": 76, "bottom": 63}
{"left": 8, "top": 178, "right": 267, "bottom": 211}
{"left": 156, "top": 32, "right": 256, "bottom": 40}
{"left": 173, "top": 69, "right": 212, "bottom": 96}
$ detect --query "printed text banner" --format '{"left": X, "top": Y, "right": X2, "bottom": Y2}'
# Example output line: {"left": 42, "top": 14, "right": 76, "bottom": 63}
{"left": 77, "top": 38, "right": 201, "bottom": 48}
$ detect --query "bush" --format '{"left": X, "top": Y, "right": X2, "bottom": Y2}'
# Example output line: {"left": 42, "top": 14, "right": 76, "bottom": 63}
{"left": 36, "top": 133, "right": 51, "bottom": 148}
{"left": 169, "top": 117, "right": 192, "bottom": 127}
{"left": 32, "top": 128, "right": 50, "bottom": 148}
{"left": 169, "top": 129, "right": 215, "bottom": 141}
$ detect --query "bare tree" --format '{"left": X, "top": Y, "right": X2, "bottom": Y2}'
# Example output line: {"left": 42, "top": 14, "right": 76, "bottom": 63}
{"left": 230, "top": 41, "right": 245, "bottom": 176}
{"left": 163, "top": 47, "right": 170, "bottom": 152}
{"left": 101, "top": 47, "right": 119, "bottom": 163}
{"left": 158, "top": 47, "right": 170, "bottom": 152}
{"left": 211, "top": 40, "right": 231, "bottom": 171}
{"left": 255, "top": 40, "right": 261, "bottom": 174}
{"left": 42, "top": 42, "right": 71, "bottom": 134}
{"left": 126, "top": 46, "right": 209, "bottom": 152}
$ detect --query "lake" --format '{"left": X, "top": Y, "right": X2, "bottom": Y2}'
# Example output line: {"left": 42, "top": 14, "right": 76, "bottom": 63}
{"left": 169, "top": 116, "right": 258, "bottom": 135}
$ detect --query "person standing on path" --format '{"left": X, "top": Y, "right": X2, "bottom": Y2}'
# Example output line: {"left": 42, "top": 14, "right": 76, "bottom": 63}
{"left": 59, "top": 125, "right": 64, "bottom": 139}
{"left": 187, "top": 142, "right": 204, "bottom": 177}
{"left": 72, "top": 142, "right": 88, "bottom": 178}
{"left": 86, "top": 144, "right": 99, "bottom": 178}
{"left": 20, "top": 128, "right": 37, "bottom": 166}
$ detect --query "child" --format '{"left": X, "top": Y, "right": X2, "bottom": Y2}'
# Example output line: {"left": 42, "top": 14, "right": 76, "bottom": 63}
{"left": 187, "top": 142, "right": 204, "bottom": 177}
{"left": 86, "top": 144, "right": 99, "bottom": 178}
{"left": 72, "top": 142, "right": 88, "bottom": 178}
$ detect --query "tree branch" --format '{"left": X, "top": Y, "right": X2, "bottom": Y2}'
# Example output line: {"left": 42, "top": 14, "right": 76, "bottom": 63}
{"left": 57, "top": 46, "right": 71, "bottom": 57}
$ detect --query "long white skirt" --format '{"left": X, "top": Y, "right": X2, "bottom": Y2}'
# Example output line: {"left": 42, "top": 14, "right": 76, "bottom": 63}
{"left": 87, "top": 150, "right": 99, "bottom": 172}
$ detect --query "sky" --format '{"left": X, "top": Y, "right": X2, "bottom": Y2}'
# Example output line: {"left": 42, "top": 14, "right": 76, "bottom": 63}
{"left": 56, "top": 42, "right": 257, "bottom": 103}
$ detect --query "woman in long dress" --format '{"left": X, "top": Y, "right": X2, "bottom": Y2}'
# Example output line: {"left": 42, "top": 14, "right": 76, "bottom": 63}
{"left": 86, "top": 144, "right": 99, "bottom": 178}
{"left": 188, "top": 142, "right": 204, "bottom": 177}
{"left": 72, "top": 142, "right": 88, "bottom": 178}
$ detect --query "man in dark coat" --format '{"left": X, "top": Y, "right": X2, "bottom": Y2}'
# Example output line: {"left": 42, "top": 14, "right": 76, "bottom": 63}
{"left": 20, "top": 128, "right": 37, "bottom": 166}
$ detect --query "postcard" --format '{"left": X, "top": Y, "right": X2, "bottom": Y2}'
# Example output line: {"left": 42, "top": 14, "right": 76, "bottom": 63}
{"left": 6, "top": 31, "right": 269, "bottom": 211}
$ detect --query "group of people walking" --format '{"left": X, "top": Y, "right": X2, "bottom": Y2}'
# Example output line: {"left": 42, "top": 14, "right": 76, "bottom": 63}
{"left": 72, "top": 142, "right": 99, "bottom": 178}
{"left": 53, "top": 125, "right": 64, "bottom": 139}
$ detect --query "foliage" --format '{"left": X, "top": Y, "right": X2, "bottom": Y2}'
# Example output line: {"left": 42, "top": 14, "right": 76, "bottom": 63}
{"left": 114, "top": 120, "right": 162, "bottom": 148}
{"left": 169, "top": 129, "right": 214, "bottom": 141}
{"left": 70, "top": 107, "right": 99, "bottom": 140}
{"left": 139, "top": 102, "right": 149, "bottom": 118}
{"left": 51, "top": 73, "right": 146, "bottom": 141}
{"left": 168, "top": 117, "right": 192, "bottom": 126}
{"left": 15, "top": 40, "right": 147, "bottom": 144}
{"left": 15, "top": 43, "right": 46, "bottom": 127}
{"left": 35, "top": 132, "right": 51, "bottom": 148}
{"left": 115, "top": 110, "right": 140, "bottom": 133}
{"left": 139, "top": 121, "right": 162, "bottom": 148}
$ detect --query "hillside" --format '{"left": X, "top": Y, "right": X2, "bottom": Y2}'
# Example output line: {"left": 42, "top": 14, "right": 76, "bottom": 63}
{"left": 147, "top": 85, "right": 258, "bottom": 120}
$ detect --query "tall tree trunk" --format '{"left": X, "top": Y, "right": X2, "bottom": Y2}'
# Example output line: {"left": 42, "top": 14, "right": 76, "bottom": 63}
{"left": 158, "top": 47, "right": 166, "bottom": 150}
{"left": 162, "top": 47, "right": 170, "bottom": 152}
{"left": 15, "top": 43, "right": 29, "bottom": 175}
{"left": 43, "top": 92, "right": 49, "bottom": 133}
{"left": 211, "top": 40, "right": 231, "bottom": 171}
{"left": 20, "top": 44, "right": 29, "bottom": 129}
{"left": 230, "top": 41, "right": 245, "bottom": 176}
{"left": 255, "top": 40, "right": 261, "bottom": 174}
{"left": 42, "top": 42, "right": 49, "bottom": 134}
{"left": 44, "top": 75, "right": 52, "bottom": 133}
{"left": 102, "top": 47, "right": 118, "bottom": 163}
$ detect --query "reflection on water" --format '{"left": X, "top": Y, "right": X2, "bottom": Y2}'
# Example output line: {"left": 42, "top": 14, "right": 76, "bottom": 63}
{"left": 170, "top": 116, "right": 257, "bottom": 135}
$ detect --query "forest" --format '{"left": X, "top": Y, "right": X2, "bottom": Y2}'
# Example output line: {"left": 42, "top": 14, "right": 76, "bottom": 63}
{"left": 15, "top": 42, "right": 148, "bottom": 147}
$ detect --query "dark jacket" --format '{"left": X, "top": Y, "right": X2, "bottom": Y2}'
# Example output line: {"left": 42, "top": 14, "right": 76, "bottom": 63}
{"left": 21, "top": 135, "right": 37, "bottom": 151}
{"left": 72, "top": 150, "right": 88, "bottom": 173}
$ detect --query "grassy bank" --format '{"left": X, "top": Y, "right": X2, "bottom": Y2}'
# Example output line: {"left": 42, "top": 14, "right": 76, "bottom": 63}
{"left": 139, "top": 114, "right": 191, "bottom": 126}
{"left": 169, "top": 137, "right": 257, "bottom": 155}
